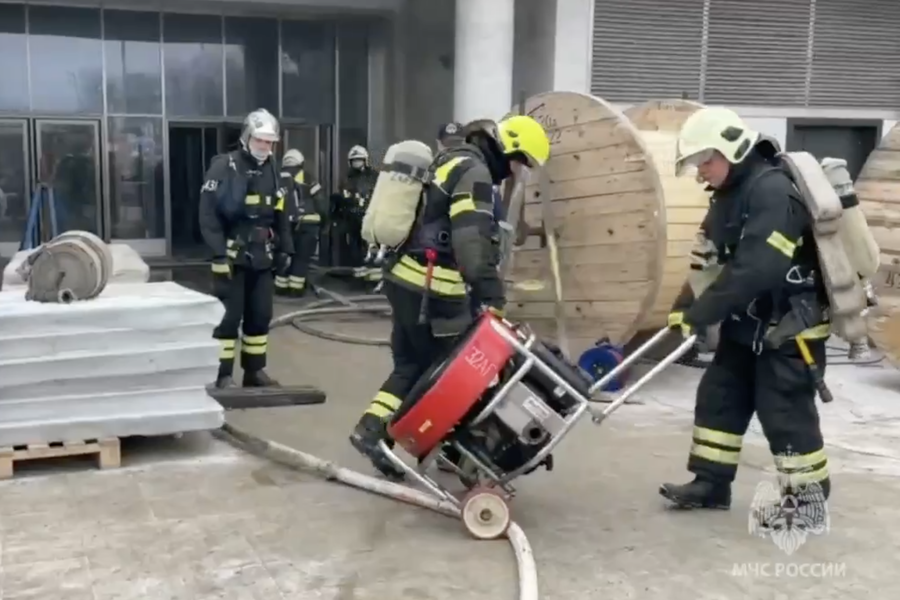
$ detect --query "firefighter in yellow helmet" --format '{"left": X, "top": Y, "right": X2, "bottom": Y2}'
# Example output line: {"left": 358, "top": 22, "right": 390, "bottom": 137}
{"left": 349, "top": 114, "right": 551, "bottom": 479}
{"left": 660, "top": 107, "right": 830, "bottom": 524}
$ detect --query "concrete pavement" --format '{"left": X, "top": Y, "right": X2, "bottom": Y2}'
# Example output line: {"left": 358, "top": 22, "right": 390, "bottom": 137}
{"left": 1, "top": 307, "right": 899, "bottom": 599}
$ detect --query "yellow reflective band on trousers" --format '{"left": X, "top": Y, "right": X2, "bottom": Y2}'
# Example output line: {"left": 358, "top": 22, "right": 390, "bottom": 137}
{"left": 364, "top": 391, "right": 403, "bottom": 420}
{"left": 449, "top": 193, "right": 476, "bottom": 218}
{"left": 774, "top": 448, "right": 829, "bottom": 488}
{"left": 246, "top": 194, "right": 260, "bottom": 205}
{"left": 211, "top": 262, "right": 230, "bottom": 274}
{"left": 219, "top": 339, "right": 236, "bottom": 360}
{"left": 390, "top": 255, "right": 466, "bottom": 296}
{"left": 300, "top": 214, "right": 321, "bottom": 223}
{"left": 275, "top": 276, "right": 289, "bottom": 289}
{"left": 241, "top": 334, "right": 267, "bottom": 356}
{"left": 690, "top": 426, "right": 743, "bottom": 465}
{"left": 766, "top": 231, "right": 797, "bottom": 258}
{"left": 288, "top": 276, "right": 306, "bottom": 290}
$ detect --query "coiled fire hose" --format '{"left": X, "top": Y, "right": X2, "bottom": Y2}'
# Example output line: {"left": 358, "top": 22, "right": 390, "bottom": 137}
{"left": 215, "top": 287, "right": 540, "bottom": 600}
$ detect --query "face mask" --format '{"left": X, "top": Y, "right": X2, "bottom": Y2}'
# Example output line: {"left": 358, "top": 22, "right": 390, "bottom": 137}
{"left": 250, "top": 148, "right": 270, "bottom": 164}
{"left": 350, "top": 159, "right": 365, "bottom": 170}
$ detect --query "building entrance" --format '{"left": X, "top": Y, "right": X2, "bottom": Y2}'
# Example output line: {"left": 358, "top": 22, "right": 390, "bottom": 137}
{"left": 167, "top": 123, "right": 241, "bottom": 259}
{"left": 167, "top": 122, "right": 332, "bottom": 260}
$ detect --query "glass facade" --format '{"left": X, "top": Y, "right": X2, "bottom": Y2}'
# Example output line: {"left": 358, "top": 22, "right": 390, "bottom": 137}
{"left": 0, "top": 3, "right": 372, "bottom": 253}
{"left": 337, "top": 21, "right": 370, "bottom": 178}
{"left": 104, "top": 10, "right": 163, "bottom": 115}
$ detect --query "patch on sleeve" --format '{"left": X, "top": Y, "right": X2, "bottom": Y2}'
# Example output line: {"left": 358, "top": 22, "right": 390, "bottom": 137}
{"left": 472, "top": 181, "right": 494, "bottom": 202}
{"left": 201, "top": 180, "right": 219, "bottom": 192}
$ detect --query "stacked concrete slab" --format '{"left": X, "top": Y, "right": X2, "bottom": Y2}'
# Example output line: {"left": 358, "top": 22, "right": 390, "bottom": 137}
{"left": 0, "top": 281, "right": 225, "bottom": 446}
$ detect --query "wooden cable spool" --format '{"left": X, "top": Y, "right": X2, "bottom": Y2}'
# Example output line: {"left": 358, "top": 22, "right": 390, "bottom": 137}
{"left": 855, "top": 122, "right": 900, "bottom": 365}
{"left": 503, "top": 92, "right": 711, "bottom": 356}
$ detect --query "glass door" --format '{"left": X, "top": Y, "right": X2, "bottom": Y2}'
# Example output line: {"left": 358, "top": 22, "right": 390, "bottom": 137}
{"left": 34, "top": 119, "right": 102, "bottom": 236}
{"left": 0, "top": 119, "right": 30, "bottom": 256}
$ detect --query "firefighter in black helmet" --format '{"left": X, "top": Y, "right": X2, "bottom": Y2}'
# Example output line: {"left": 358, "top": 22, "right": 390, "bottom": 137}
{"left": 276, "top": 149, "right": 326, "bottom": 297}
{"left": 199, "top": 108, "right": 293, "bottom": 389}
{"left": 349, "top": 115, "right": 552, "bottom": 479}
{"left": 436, "top": 121, "right": 464, "bottom": 152}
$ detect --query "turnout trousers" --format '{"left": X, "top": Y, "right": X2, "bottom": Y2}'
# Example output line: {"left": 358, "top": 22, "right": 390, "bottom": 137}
{"left": 276, "top": 224, "right": 318, "bottom": 294}
{"left": 689, "top": 336, "right": 830, "bottom": 497}
{"left": 213, "top": 267, "right": 275, "bottom": 377}
{"left": 359, "top": 280, "right": 469, "bottom": 424}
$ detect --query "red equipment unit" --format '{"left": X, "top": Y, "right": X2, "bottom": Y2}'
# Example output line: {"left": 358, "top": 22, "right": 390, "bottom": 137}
{"left": 388, "top": 313, "right": 516, "bottom": 458}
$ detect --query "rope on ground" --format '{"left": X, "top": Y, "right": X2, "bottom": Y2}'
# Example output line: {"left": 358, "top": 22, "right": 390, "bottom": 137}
{"left": 215, "top": 421, "right": 539, "bottom": 600}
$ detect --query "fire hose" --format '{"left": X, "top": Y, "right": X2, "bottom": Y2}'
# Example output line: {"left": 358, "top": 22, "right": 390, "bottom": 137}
{"left": 214, "top": 288, "right": 540, "bottom": 600}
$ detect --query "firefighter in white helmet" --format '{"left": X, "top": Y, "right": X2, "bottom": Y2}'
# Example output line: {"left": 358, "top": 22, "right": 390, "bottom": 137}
{"left": 332, "top": 145, "right": 378, "bottom": 280}
{"left": 276, "top": 149, "right": 326, "bottom": 297}
{"left": 661, "top": 107, "right": 830, "bottom": 525}
{"left": 199, "top": 108, "right": 293, "bottom": 390}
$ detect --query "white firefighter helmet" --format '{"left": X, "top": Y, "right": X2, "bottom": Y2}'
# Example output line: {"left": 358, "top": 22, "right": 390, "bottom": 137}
{"left": 240, "top": 108, "right": 280, "bottom": 148}
{"left": 348, "top": 145, "right": 370, "bottom": 165}
{"left": 675, "top": 107, "right": 759, "bottom": 176}
{"left": 282, "top": 149, "right": 305, "bottom": 167}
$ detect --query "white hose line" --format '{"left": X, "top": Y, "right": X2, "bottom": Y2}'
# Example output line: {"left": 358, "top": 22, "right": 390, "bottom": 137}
{"left": 218, "top": 422, "right": 539, "bottom": 600}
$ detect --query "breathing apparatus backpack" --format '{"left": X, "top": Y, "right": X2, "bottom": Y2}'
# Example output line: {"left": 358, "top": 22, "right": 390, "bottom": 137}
{"left": 361, "top": 140, "right": 435, "bottom": 249}
{"left": 778, "top": 151, "right": 879, "bottom": 343}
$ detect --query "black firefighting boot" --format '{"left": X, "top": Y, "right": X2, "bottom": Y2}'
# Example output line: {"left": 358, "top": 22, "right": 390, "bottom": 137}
{"left": 754, "top": 480, "right": 831, "bottom": 531}
{"left": 659, "top": 476, "right": 732, "bottom": 510}
{"left": 349, "top": 414, "right": 406, "bottom": 481}
{"left": 215, "top": 360, "right": 237, "bottom": 389}
{"left": 242, "top": 369, "right": 280, "bottom": 388}
{"left": 215, "top": 375, "right": 237, "bottom": 389}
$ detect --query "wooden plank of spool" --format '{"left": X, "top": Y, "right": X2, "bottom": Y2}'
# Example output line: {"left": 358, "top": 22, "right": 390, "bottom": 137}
{"left": 622, "top": 100, "right": 711, "bottom": 334}
{"left": 504, "top": 92, "right": 710, "bottom": 356}
{"left": 856, "top": 121, "right": 900, "bottom": 366}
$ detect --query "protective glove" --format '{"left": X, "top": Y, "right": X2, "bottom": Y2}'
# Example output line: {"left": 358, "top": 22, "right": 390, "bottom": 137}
{"left": 210, "top": 258, "right": 231, "bottom": 301}
{"left": 483, "top": 305, "right": 505, "bottom": 319}
{"left": 667, "top": 311, "right": 694, "bottom": 339}
{"left": 274, "top": 252, "right": 292, "bottom": 276}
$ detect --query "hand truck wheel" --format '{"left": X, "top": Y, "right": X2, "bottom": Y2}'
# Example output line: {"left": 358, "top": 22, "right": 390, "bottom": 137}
{"left": 460, "top": 486, "right": 511, "bottom": 540}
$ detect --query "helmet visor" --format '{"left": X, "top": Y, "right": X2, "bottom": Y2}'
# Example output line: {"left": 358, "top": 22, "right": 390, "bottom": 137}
{"left": 252, "top": 131, "right": 279, "bottom": 143}
{"left": 675, "top": 148, "right": 716, "bottom": 177}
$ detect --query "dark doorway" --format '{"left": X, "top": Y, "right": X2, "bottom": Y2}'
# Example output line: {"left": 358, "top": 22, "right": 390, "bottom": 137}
{"left": 223, "top": 123, "right": 242, "bottom": 153}
{"left": 169, "top": 124, "right": 219, "bottom": 258}
{"left": 787, "top": 122, "right": 881, "bottom": 180}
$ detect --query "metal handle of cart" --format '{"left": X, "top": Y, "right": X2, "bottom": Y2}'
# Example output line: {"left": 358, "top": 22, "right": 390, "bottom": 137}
{"left": 588, "top": 327, "right": 697, "bottom": 424}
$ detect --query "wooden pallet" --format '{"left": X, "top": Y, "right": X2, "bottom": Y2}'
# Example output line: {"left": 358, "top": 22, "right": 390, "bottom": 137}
{"left": 0, "top": 437, "right": 121, "bottom": 479}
